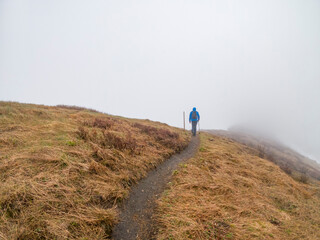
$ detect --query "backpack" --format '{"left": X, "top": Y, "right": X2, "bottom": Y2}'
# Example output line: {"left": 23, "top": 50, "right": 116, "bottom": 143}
{"left": 191, "top": 111, "right": 197, "bottom": 120}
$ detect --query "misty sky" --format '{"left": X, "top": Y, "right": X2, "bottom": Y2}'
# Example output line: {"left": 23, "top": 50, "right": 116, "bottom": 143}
{"left": 1, "top": 1, "right": 319, "bottom": 161}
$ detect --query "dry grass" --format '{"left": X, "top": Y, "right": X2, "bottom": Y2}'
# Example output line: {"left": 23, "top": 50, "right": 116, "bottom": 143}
{"left": 0, "top": 101, "right": 190, "bottom": 239}
{"left": 56, "top": 104, "right": 101, "bottom": 113}
{"left": 156, "top": 133, "right": 320, "bottom": 240}
{"left": 208, "top": 130, "right": 320, "bottom": 180}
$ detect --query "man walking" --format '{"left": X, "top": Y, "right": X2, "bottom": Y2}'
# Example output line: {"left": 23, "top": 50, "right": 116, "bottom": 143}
{"left": 189, "top": 107, "right": 200, "bottom": 136}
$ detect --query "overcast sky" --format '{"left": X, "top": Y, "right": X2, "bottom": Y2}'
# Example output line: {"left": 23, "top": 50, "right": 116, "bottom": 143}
{"left": 1, "top": 0, "right": 319, "bottom": 161}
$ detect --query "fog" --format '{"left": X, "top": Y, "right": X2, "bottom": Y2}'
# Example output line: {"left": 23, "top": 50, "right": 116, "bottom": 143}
{"left": 1, "top": 1, "right": 319, "bottom": 161}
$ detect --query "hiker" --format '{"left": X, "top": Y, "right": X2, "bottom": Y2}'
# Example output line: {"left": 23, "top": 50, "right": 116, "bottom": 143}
{"left": 189, "top": 107, "right": 200, "bottom": 136}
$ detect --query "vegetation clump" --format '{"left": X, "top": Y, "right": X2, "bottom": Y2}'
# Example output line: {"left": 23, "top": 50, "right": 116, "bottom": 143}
{"left": 133, "top": 123, "right": 183, "bottom": 150}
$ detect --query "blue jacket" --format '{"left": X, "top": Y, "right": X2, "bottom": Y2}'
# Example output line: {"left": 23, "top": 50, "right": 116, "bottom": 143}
{"left": 189, "top": 111, "right": 200, "bottom": 122}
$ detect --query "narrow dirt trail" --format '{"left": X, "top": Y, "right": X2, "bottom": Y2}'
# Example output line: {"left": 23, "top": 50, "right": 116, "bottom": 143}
{"left": 112, "top": 135, "right": 200, "bottom": 240}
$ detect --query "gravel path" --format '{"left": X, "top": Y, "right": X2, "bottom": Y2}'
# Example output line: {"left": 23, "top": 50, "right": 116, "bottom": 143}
{"left": 112, "top": 135, "right": 200, "bottom": 240}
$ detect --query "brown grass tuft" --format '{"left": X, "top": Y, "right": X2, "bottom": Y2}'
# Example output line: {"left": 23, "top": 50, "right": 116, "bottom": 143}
{"left": 280, "top": 164, "right": 293, "bottom": 175}
{"left": 133, "top": 123, "right": 184, "bottom": 151}
{"left": 297, "top": 172, "right": 309, "bottom": 184}
{"left": 83, "top": 117, "right": 114, "bottom": 129}
{"left": 102, "top": 131, "right": 137, "bottom": 152}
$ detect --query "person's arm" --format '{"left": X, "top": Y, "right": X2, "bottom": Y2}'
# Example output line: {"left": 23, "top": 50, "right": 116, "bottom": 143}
{"left": 189, "top": 112, "right": 192, "bottom": 122}
{"left": 197, "top": 112, "right": 200, "bottom": 121}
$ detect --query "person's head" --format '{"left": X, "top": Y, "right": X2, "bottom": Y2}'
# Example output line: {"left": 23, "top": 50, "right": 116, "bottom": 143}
{"left": 193, "top": 107, "right": 196, "bottom": 111}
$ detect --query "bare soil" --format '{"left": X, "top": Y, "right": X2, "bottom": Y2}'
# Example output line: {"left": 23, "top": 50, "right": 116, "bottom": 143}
{"left": 112, "top": 135, "right": 200, "bottom": 240}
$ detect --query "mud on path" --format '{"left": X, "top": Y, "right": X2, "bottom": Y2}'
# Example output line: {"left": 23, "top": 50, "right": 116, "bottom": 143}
{"left": 112, "top": 135, "right": 200, "bottom": 240}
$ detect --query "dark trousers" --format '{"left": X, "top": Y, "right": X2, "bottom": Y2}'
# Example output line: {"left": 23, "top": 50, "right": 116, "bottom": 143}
{"left": 192, "top": 121, "right": 198, "bottom": 136}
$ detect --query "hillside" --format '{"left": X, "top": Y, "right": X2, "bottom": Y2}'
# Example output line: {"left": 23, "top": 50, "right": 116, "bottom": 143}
{"left": 208, "top": 129, "right": 320, "bottom": 180}
{"left": 156, "top": 133, "right": 320, "bottom": 240}
{"left": 0, "top": 102, "right": 190, "bottom": 239}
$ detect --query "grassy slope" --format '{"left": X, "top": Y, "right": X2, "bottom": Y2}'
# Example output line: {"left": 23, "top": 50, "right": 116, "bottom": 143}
{"left": 0, "top": 102, "right": 190, "bottom": 240}
{"left": 208, "top": 130, "right": 320, "bottom": 180}
{"left": 156, "top": 133, "right": 320, "bottom": 240}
